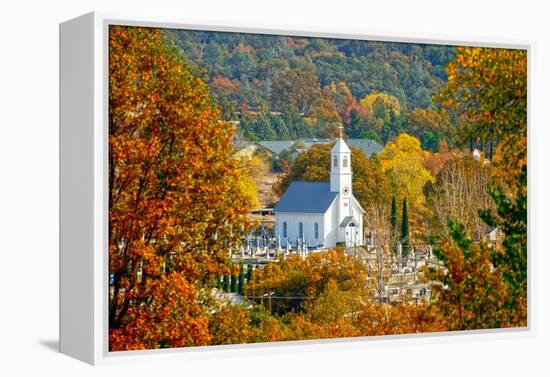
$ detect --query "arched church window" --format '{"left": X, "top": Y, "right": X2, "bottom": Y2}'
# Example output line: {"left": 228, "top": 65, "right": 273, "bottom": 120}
{"left": 283, "top": 221, "right": 287, "bottom": 238}
{"left": 299, "top": 222, "right": 303, "bottom": 238}
{"left": 343, "top": 155, "right": 348, "bottom": 167}
{"left": 314, "top": 223, "right": 319, "bottom": 239}
{"left": 333, "top": 156, "right": 338, "bottom": 168}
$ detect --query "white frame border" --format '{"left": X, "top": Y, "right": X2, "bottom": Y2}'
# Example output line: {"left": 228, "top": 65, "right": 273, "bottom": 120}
{"left": 60, "top": 11, "right": 535, "bottom": 365}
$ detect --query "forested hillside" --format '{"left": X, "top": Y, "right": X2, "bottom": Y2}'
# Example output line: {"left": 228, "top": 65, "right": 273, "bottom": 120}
{"left": 108, "top": 26, "right": 527, "bottom": 350}
{"left": 167, "top": 29, "right": 456, "bottom": 150}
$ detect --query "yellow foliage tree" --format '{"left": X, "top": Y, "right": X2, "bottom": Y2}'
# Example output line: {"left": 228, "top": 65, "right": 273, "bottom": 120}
{"left": 379, "top": 133, "right": 435, "bottom": 241}
{"left": 360, "top": 92, "right": 401, "bottom": 121}
{"left": 235, "top": 155, "right": 267, "bottom": 209}
{"left": 439, "top": 47, "right": 527, "bottom": 196}
{"left": 379, "top": 133, "right": 434, "bottom": 206}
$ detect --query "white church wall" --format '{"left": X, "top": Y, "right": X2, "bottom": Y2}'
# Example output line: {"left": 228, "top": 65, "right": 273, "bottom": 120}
{"left": 351, "top": 200, "right": 364, "bottom": 245}
{"left": 274, "top": 138, "right": 365, "bottom": 250}
{"left": 276, "top": 212, "right": 325, "bottom": 248}
{"left": 338, "top": 196, "right": 351, "bottom": 229}
{"left": 337, "top": 226, "right": 346, "bottom": 244}
{"left": 323, "top": 200, "right": 339, "bottom": 248}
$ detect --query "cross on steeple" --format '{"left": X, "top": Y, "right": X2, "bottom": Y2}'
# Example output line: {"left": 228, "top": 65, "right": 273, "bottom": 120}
{"left": 338, "top": 124, "right": 343, "bottom": 139}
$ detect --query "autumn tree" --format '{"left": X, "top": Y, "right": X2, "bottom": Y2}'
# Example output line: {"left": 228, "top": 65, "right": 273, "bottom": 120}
{"left": 379, "top": 134, "right": 434, "bottom": 207}
{"left": 322, "top": 82, "right": 362, "bottom": 126}
{"left": 208, "top": 305, "right": 252, "bottom": 345}
{"left": 438, "top": 47, "right": 527, "bottom": 325}
{"left": 276, "top": 144, "right": 330, "bottom": 196}
{"left": 427, "top": 156, "right": 494, "bottom": 240}
{"left": 405, "top": 108, "right": 453, "bottom": 151}
{"left": 277, "top": 143, "right": 391, "bottom": 210}
{"left": 479, "top": 165, "right": 527, "bottom": 326}
{"left": 247, "top": 249, "right": 369, "bottom": 315}
{"left": 360, "top": 92, "right": 401, "bottom": 121}
{"left": 304, "top": 279, "right": 365, "bottom": 327}
{"left": 235, "top": 155, "right": 267, "bottom": 210}
{"left": 363, "top": 204, "right": 395, "bottom": 301}
{"left": 310, "top": 88, "right": 342, "bottom": 138}
{"left": 426, "top": 222, "right": 515, "bottom": 330}
{"left": 353, "top": 92, "right": 402, "bottom": 141}
{"left": 439, "top": 47, "right": 527, "bottom": 193}
{"left": 210, "top": 75, "right": 240, "bottom": 119}
{"left": 354, "top": 302, "right": 447, "bottom": 336}
{"left": 378, "top": 133, "right": 435, "bottom": 243}
{"left": 271, "top": 69, "right": 322, "bottom": 115}
{"left": 108, "top": 26, "right": 253, "bottom": 350}
{"left": 421, "top": 139, "right": 464, "bottom": 177}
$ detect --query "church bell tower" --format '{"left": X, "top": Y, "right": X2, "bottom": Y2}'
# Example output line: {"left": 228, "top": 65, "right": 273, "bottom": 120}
{"left": 330, "top": 127, "right": 352, "bottom": 220}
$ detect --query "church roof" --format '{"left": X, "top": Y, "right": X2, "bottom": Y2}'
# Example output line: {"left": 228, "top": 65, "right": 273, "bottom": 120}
{"left": 332, "top": 138, "right": 351, "bottom": 153}
{"left": 339, "top": 216, "right": 357, "bottom": 227}
{"left": 256, "top": 140, "right": 295, "bottom": 155}
{"left": 274, "top": 182, "right": 338, "bottom": 214}
{"left": 252, "top": 138, "right": 382, "bottom": 157}
{"left": 347, "top": 139, "right": 383, "bottom": 156}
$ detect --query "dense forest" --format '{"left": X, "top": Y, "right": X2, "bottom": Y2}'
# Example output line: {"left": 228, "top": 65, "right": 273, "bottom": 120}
{"left": 109, "top": 26, "right": 527, "bottom": 350}
{"left": 167, "top": 29, "right": 457, "bottom": 150}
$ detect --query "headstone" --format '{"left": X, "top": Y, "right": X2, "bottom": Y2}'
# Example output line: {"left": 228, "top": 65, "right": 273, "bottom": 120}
{"left": 398, "top": 243, "right": 403, "bottom": 260}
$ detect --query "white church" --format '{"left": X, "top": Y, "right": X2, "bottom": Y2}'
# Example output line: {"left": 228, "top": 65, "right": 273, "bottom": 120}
{"left": 273, "top": 136, "right": 365, "bottom": 250}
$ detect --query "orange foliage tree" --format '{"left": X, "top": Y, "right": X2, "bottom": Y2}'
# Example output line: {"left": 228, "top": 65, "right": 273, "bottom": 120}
{"left": 437, "top": 46, "right": 527, "bottom": 327}
{"left": 243, "top": 249, "right": 447, "bottom": 341}
{"left": 276, "top": 143, "right": 391, "bottom": 210}
{"left": 108, "top": 26, "right": 252, "bottom": 350}
{"left": 439, "top": 47, "right": 527, "bottom": 193}
{"left": 425, "top": 222, "right": 518, "bottom": 330}
{"left": 246, "top": 249, "right": 369, "bottom": 315}
{"left": 421, "top": 140, "right": 464, "bottom": 177}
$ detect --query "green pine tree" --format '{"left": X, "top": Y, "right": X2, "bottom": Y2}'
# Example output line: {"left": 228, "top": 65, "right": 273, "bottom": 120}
{"left": 223, "top": 274, "right": 230, "bottom": 292}
{"left": 246, "top": 264, "right": 254, "bottom": 283}
{"left": 401, "top": 197, "right": 410, "bottom": 256}
{"left": 391, "top": 196, "right": 398, "bottom": 254}
{"left": 479, "top": 165, "right": 527, "bottom": 311}
{"left": 215, "top": 275, "right": 222, "bottom": 290}
{"left": 238, "top": 262, "right": 245, "bottom": 294}
{"left": 347, "top": 109, "right": 362, "bottom": 138}
{"left": 230, "top": 273, "right": 237, "bottom": 293}
{"left": 391, "top": 197, "right": 397, "bottom": 227}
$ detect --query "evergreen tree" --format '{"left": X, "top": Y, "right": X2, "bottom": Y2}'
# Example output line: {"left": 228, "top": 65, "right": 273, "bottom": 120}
{"left": 223, "top": 274, "right": 230, "bottom": 292}
{"left": 390, "top": 196, "right": 397, "bottom": 237}
{"left": 479, "top": 165, "right": 527, "bottom": 318}
{"left": 391, "top": 196, "right": 398, "bottom": 254}
{"left": 238, "top": 262, "right": 245, "bottom": 294}
{"left": 230, "top": 273, "right": 237, "bottom": 293}
{"left": 401, "top": 197, "right": 410, "bottom": 256}
{"left": 215, "top": 275, "right": 222, "bottom": 290}
{"left": 246, "top": 264, "right": 254, "bottom": 283}
{"left": 347, "top": 108, "right": 362, "bottom": 138}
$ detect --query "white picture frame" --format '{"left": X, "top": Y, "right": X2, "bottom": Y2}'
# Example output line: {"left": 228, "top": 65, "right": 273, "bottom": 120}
{"left": 59, "top": 11, "right": 535, "bottom": 365}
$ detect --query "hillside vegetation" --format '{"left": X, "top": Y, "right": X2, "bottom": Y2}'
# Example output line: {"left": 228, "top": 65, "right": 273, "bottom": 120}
{"left": 167, "top": 29, "right": 456, "bottom": 150}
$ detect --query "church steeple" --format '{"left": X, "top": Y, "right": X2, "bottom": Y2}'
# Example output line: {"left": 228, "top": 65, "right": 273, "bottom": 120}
{"left": 330, "top": 131, "right": 353, "bottom": 229}
{"left": 330, "top": 132, "right": 352, "bottom": 194}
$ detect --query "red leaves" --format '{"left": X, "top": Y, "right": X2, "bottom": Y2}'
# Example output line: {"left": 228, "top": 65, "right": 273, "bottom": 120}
{"left": 108, "top": 26, "right": 252, "bottom": 350}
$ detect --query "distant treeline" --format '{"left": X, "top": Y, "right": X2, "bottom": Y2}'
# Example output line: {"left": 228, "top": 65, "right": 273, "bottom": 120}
{"left": 166, "top": 29, "right": 457, "bottom": 150}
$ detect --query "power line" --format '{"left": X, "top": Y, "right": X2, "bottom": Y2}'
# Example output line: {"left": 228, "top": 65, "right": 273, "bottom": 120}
{"left": 244, "top": 296, "right": 314, "bottom": 300}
